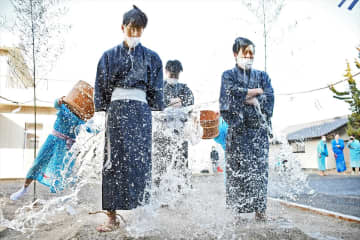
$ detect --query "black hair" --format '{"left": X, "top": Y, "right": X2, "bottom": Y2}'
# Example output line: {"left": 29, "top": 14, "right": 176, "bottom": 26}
{"left": 165, "top": 60, "right": 183, "bottom": 79}
{"left": 123, "top": 5, "right": 148, "bottom": 28}
{"left": 232, "top": 37, "right": 255, "bottom": 54}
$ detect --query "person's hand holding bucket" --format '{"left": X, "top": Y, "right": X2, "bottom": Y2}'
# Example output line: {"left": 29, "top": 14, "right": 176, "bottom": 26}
{"left": 58, "top": 96, "right": 66, "bottom": 105}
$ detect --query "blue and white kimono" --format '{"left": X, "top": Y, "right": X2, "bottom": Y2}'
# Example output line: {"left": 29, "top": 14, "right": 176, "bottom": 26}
{"left": 152, "top": 80, "right": 194, "bottom": 189}
{"left": 163, "top": 81, "right": 194, "bottom": 107}
{"left": 331, "top": 139, "right": 346, "bottom": 172}
{"left": 95, "top": 43, "right": 164, "bottom": 210}
{"left": 219, "top": 65, "right": 274, "bottom": 214}
{"left": 317, "top": 140, "right": 328, "bottom": 171}
{"left": 347, "top": 140, "right": 360, "bottom": 168}
{"left": 26, "top": 99, "right": 85, "bottom": 193}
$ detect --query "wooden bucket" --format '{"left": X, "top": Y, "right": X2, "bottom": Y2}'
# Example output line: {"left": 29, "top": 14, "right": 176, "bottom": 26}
{"left": 200, "top": 110, "right": 219, "bottom": 139}
{"left": 63, "top": 80, "right": 94, "bottom": 121}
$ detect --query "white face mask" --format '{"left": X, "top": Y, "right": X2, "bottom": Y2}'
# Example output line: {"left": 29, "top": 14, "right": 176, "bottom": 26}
{"left": 124, "top": 35, "right": 141, "bottom": 48}
{"left": 166, "top": 78, "right": 178, "bottom": 85}
{"left": 236, "top": 56, "right": 253, "bottom": 70}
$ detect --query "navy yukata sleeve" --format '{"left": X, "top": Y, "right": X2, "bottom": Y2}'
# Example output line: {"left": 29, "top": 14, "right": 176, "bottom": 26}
{"left": 146, "top": 53, "right": 164, "bottom": 111}
{"left": 94, "top": 53, "right": 112, "bottom": 112}
{"left": 258, "top": 71, "right": 275, "bottom": 119}
{"left": 219, "top": 70, "right": 248, "bottom": 126}
{"left": 181, "top": 85, "right": 194, "bottom": 107}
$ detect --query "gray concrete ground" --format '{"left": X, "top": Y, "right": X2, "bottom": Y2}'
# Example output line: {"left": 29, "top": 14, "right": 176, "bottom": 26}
{"left": 275, "top": 174, "right": 360, "bottom": 217}
{"left": 308, "top": 174, "right": 360, "bottom": 196}
{"left": 0, "top": 175, "right": 360, "bottom": 239}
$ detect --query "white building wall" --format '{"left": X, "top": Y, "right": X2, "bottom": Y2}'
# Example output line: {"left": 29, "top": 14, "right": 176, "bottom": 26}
{"left": 291, "top": 140, "right": 337, "bottom": 169}
{"left": 0, "top": 49, "right": 72, "bottom": 178}
{"left": 293, "top": 140, "right": 318, "bottom": 169}
{"left": 0, "top": 113, "right": 56, "bottom": 178}
{"left": 288, "top": 133, "right": 350, "bottom": 170}
{"left": 0, "top": 55, "right": 9, "bottom": 93}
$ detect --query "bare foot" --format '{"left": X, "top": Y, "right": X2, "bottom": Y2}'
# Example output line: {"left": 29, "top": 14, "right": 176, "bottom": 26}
{"left": 96, "top": 211, "right": 119, "bottom": 232}
{"left": 96, "top": 222, "right": 119, "bottom": 232}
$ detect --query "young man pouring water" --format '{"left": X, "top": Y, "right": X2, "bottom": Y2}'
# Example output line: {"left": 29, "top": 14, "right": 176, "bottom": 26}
{"left": 152, "top": 60, "right": 196, "bottom": 192}
{"left": 219, "top": 37, "right": 274, "bottom": 221}
{"left": 94, "top": 5, "right": 164, "bottom": 232}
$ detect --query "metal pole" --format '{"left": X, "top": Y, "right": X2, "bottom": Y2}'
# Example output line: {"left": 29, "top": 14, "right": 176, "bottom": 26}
{"left": 262, "top": 0, "right": 267, "bottom": 72}
{"left": 30, "top": 0, "right": 37, "bottom": 202}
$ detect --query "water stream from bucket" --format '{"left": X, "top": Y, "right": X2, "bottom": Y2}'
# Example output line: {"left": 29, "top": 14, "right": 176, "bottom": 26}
{"left": 0, "top": 103, "right": 312, "bottom": 238}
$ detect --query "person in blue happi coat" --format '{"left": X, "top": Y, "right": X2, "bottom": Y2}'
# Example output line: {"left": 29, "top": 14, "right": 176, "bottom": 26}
{"left": 214, "top": 117, "right": 228, "bottom": 152}
{"left": 347, "top": 136, "right": 360, "bottom": 175}
{"left": 219, "top": 37, "right": 274, "bottom": 221}
{"left": 94, "top": 5, "right": 164, "bottom": 232}
{"left": 317, "top": 135, "right": 328, "bottom": 176}
{"left": 331, "top": 133, "right": 346, "bottom": 173}
{"left": 213, "top": 117, "right": 227, "bottom": 176}
{"left": 10, "top": 96, "right": 91, "bottom": 200}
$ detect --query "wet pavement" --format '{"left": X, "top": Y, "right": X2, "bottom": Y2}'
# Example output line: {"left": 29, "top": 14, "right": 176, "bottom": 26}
{"left": 273, "top": 174, "right": 360, "bottom": 218}
{"left": 1, "top": 175, "right": 360, "bottom": 239}
{"left": 307, "top": 174, "right": 360, "bottom": 196}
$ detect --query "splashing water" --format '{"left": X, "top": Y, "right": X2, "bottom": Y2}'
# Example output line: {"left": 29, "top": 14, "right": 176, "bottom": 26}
{"left": 0, "top": 103, "right": 313, "bottom": 239}
{"left": 253, "top": 99, "right": 310, "bottom": 200}
{"left": 268, "top": 136, "right": 311, "bottom": 200}
{"left": 121, "top": 103, "right": 312, "bottom": 238}
{"left": 149, "top": 107, "right": 196, "bottom": 208}
{"left": 1, "top": 113, "right": 105, "bottom": 234}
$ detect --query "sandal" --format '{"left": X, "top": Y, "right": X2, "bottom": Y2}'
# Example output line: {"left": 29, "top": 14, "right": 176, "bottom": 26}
{"left": 96, "top": 222, "right": 120, "bottom": 232}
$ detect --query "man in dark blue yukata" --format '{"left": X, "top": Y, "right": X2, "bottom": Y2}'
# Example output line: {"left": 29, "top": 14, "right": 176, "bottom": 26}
{"left": 152, "top": 60, "right": 195, "bottom": 192}
{"left": 219, "top": 37, "right": 274, "bottom": 221}
{"left": 94, "top": 5, "right": 164, "bottom": 232}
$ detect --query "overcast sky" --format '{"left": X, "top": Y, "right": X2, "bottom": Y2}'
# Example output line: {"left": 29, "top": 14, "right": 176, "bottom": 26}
{"left": 0, "top": 0, "right": 360, "bottom": 132}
